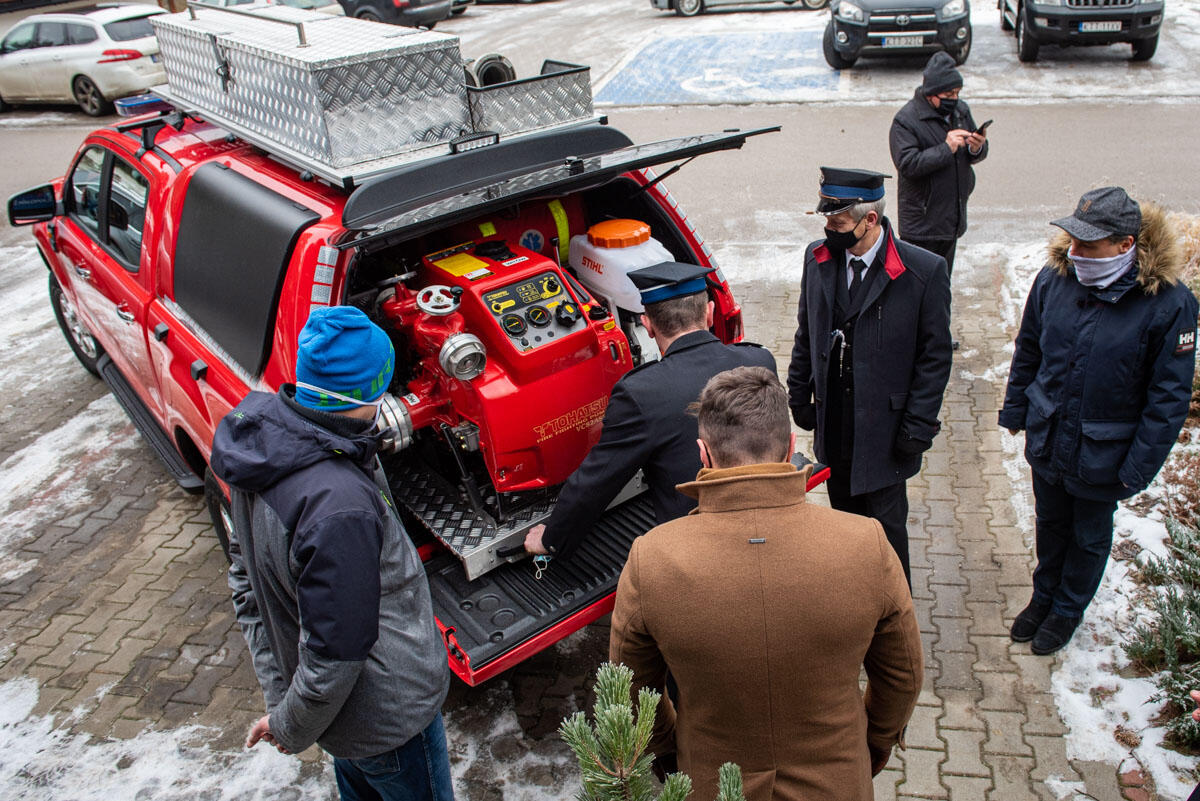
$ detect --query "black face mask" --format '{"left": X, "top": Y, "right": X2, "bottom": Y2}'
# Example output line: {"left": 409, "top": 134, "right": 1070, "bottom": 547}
{"left": 823, "top": 218, "right": 866, "bottom": 251}
{"left": 937, "top": 97, "right": 959, "bottom": 116}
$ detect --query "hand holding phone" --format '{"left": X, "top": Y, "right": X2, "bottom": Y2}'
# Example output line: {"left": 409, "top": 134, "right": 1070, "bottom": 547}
{"left": 976, "top": 119, "right": 994, "bottom": 134}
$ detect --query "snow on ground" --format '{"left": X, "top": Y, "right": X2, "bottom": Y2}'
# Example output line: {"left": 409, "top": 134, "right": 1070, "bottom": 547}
{"left": 989, "top": 238, "right": 1200, "bottom": 799}
{"left": 0, "top": 678, "right": 335, "bottom": 801}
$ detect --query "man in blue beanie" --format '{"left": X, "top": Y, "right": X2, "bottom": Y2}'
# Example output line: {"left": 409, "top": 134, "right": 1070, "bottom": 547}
{"left": 211, "top": 306, "right": 453, "bottom": 801}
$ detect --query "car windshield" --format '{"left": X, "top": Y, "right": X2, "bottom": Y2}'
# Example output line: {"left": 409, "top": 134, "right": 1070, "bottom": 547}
{"left": 103, "top": 15, "right": 159, "bottom": 42}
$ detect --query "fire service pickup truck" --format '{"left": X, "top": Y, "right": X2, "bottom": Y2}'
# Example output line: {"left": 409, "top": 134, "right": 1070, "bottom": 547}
{"left": 8, "top": 6, "right": 826, "bottom": 685}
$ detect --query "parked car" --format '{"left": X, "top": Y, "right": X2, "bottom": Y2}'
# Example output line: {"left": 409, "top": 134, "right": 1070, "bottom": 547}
{"left": 824, "top": 0, "right": 971, "bottom": 67}
{"left": 7, "top": 8, "right": 828, "bottom": 685}
{"left": 336, "top": 0, "right": 453, "bottom": 26}
{"left": 651, "top": 0, "right": 828, "bottom": 16}
{"left": 998, "top": 0, "right": 1163, "bottom": 62}
{"left": 0, "top": 5, "right": 166, "bottom": 116}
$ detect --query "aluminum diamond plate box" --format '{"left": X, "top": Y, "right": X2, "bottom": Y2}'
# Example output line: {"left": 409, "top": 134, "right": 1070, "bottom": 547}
{"left": 467, "top": 60, "right": 593, "bottom": 136}
{"left": 152, "top": 7, "right": 469, "bottom": 169}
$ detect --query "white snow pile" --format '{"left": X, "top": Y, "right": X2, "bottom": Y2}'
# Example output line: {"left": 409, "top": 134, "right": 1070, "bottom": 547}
{"left": 990, "top": 240, "right": 1200, "bottom": 799}
{"left": 0, "top": 678, "right": 335, "bottom": 800}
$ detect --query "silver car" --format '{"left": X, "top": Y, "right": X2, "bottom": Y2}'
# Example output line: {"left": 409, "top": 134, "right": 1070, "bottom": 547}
{"left": 0, "top": 5, "right": 167, "bottom": 117}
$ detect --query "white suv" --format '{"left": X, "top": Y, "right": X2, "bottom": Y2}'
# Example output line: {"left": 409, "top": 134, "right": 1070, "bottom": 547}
{"left": 0, "top": 5, "right": 166, "bottom": 117}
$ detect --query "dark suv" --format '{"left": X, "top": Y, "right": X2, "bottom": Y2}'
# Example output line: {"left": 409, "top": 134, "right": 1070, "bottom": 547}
{"left": 824, "top": 0, "right": 972, "bottom": 68}
{"left": 337, "top": 0, "right": 452, "bottom": 26}
{"left": 999, "top": 0, "right": 1163, "bottom": 62}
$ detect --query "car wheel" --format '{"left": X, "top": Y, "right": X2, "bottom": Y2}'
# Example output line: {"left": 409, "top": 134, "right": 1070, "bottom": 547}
{"left": 675, "top": 0, "right": 704, "bottom": 16}
{"left": 950, "top": 29, "right": 971, "bottom": 64}
{"left": 1016, "top": 5, "right": 1039, "bottom": 62}
{"left": 355, "top": 8, "right": 381, "bottom": 21}
{"left": 822, "top": 23, "right": 856, "bottom": 69}
{"left": 49, "top": 274, "right": 104, "bottom": 376}
{"left": 801, "top": 0, "right": 829, "bottom": 8}
{"left": 72, "top": 75, "right": 112, "bottom": 117}
{"left": 1131, "top": 34, "right": 1157, "bottom": 61}
{"left": 204, "top": 467, "right": 233, "bottom": 563}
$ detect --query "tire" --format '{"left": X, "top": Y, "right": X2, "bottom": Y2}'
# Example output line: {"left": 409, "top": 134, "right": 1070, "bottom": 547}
{"left": 1131, "top": 34, "right": 1157, "bottom": 61}
{"left": 950, "top": 29, "right": 971, "bottom": 64}
{"left": 452, "top": 6, "right": 466, "bottom": 13}
{"left": 0, "top": 93, "right": 9, "bottom": 113}
{"left": 674, "top": 0, "right": 704, "bottom": 16}
{"left": 72, "top": 75, "right": 112, "bottom": 117}
{"left": 823, "top": 23, "right": 856, "bottom": 69}
{"left": 355, "top": 8, "right": 381, "bottom": 21}
{"left": 204, "top": 467, "right": 233, "bottom": 563}
{"left": 1016, "top": 5, "right": 1039, "bottom": 62}
{"left": 802, "top": 0, "right": 829, "bottom": 8}
{"left": 49, "top": 274, "right": 104, "bottom": 376}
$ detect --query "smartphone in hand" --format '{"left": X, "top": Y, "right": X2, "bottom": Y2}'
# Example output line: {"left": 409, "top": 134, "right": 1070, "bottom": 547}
{"left": 976, "top": 119, "right": 994, "bottom": 134}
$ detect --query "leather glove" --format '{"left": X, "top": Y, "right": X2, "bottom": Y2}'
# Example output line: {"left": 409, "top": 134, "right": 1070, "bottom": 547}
{"left": 869, "top": 744, "right": 891, "bottom": 776}
{"left": 792, "top": 403, "right": 817, "bottom": 431}
{"left": 651, "top": 752, "right": 678, "bottom": 782}
{"left": 894, "top": 432, "right": 932, "bottom": 458}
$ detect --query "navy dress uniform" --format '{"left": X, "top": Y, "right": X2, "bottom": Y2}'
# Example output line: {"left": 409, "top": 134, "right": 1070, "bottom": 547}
{"left": 540, "top": 262, "right": 778, "bottom": 558}
{"left": 788, "top": 168, "right": 953, "bottom": 582}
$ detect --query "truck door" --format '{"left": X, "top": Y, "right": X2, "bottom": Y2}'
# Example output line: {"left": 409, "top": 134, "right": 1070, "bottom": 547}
{"left": 55, "top": 144, "right": 158, "bottom": 411}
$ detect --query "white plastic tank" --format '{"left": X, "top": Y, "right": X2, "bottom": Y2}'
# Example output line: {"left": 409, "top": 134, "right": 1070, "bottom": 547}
{"left": 569, "top": 219, "right": 673, "bottom": 313}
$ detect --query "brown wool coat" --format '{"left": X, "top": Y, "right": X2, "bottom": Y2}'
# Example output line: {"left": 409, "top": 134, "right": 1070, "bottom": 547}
{"left": 610, "top": 463, "right": 924, "bottom": 801}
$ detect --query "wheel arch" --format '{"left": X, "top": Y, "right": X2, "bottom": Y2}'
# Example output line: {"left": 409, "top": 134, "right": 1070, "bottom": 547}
{"left": 174, "top": 425, "right": 208, "bottom": 483}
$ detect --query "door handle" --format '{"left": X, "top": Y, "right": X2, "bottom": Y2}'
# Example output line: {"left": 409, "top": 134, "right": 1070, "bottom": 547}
{"left": 115, "top": 305, "right": 135, "bottom": 323}
{"left": 73, "top": 264, "right": 91, "bottom": 280}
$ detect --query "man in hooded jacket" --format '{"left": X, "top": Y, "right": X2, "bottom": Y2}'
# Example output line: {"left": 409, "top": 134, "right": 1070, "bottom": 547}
{"left": 210, "top": 306, "right": 453, "bottom": 801}
{"left": 889, "top": 51, "right": 988, "bottom": 279}
{"left": 1000, "top": 187, "right": 1198, "bottom": 654}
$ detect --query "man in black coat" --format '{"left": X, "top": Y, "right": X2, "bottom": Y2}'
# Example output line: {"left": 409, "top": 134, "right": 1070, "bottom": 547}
{"left": 788, "top": 167, "right": 953, "bottom": 583}
{"left": 525, "top": 262, "right": 777, "bottom": 558}
{"left": 889, "top": 51, "right": 988, "bottom": 279}
{"left": 1000, "top": 187, "right": 1198, "bottom": 654}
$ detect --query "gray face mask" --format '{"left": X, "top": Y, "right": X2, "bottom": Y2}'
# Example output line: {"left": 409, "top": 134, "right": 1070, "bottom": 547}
{"left": 295, "top": 381, "right": 384, "bottom": 428}
{"left": 1068, "top": 247, "right": 1136, "bottom": 289}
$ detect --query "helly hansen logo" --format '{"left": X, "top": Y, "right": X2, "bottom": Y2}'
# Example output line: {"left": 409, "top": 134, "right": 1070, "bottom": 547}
{"left": 1178, "top": 328, "right": 1197, "bottom": 355}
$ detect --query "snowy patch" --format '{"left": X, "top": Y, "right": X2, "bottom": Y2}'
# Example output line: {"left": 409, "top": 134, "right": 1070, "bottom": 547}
{"left": 0, "top": 678, "right": 335, "bottom": 801}
{"left": 1045, "top": 774, "right": 1089, "bottom": 799}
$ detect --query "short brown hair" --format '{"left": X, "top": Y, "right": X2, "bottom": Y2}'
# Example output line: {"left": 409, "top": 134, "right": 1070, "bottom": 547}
{"left": 643, "top": 292, "right": 708, "bottom": 339}
{"left": 696, "top": 366, "right": 791, "bottom": 467}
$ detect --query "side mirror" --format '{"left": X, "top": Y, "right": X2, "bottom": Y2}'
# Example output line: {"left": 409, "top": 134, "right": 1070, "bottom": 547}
{"left": 7, "top": 185, "right": 58, "bottom": 226}
{"left": 107, "top": 200, "right": 129, "bottom": 231}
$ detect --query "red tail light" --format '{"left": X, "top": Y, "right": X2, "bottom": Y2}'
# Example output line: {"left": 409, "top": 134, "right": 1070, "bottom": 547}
{"left": 98, "top": 49, "right": 143, "bottom": 63}
{"left": 392, "top": 0, "right": 411, "bottom": 7}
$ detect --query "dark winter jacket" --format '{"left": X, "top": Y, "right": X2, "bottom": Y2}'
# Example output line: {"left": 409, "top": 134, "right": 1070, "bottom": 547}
{"left": 999, "top": 204, "right": 1199, "bottom": 502}
{"left": 889, "top": 90, "right": 988, "bottom": 241}
{"left": 210, "top": 389, "right": 450, "bottom": 759}
{"left": 542, "top": 330, "right": 776, "bottom": 558}
{"left": 788, "top": 218, "right": 954, "bottom": 495}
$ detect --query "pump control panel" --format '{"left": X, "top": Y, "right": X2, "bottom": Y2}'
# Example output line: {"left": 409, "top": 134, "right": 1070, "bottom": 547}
{"left": 483, "top": 271, "right": 586, "bottom": 351}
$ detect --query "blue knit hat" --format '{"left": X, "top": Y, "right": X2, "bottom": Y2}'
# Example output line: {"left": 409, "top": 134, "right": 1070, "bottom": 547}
{"left": 294, "top": 307, "right": 394, "bottom": 411}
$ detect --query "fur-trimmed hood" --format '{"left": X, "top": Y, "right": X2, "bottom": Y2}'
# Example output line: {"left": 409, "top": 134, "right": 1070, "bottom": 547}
{"left": 1048, "top": 201, "right": 1183, "bottom": 295}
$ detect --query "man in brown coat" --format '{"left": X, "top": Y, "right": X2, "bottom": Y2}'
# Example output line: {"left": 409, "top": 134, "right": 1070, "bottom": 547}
{"left": 610, "top": 366, "right": 923, "bottom": 801}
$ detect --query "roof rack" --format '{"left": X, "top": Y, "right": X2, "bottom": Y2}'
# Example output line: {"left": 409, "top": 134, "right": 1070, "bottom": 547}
{"left": 149, "top": 4, "right": 597, "bottom": 188}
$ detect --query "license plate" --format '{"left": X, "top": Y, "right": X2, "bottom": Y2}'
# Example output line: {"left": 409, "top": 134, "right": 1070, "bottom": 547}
{"left": 1080, "top": 20, "right": 1122, "bottom": 32}
{"left": 884, "top": 35, "right": 924, "bottom": 47}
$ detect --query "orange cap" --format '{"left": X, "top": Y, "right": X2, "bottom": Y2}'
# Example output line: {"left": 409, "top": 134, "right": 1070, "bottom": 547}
{"left": 586, "top": 219, "right": 651, "bottom": 248}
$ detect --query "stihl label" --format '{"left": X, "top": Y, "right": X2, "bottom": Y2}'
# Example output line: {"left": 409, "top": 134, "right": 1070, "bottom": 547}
{"left": 1177, "top": 328, "right": 1196, "bottom": 355}
{"left": 534, "top": 397, "right": 608, "bottom": 443}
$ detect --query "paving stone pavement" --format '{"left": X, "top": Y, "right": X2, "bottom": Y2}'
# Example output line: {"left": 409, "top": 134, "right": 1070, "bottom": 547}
{"left": 0, "top": 243, "right": 1145, "bottom": 799}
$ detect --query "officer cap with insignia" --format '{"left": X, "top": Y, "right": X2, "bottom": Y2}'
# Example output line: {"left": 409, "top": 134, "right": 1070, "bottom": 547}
{"left": 815, "top": 167, "right": 891, "bottom": 215}
{"left": 628, "top": 262, "right": 715, "bottom": 305}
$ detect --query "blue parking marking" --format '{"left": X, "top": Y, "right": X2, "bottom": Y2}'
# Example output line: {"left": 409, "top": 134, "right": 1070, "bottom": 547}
{"left": 595, "top": 31, "right": 836, "bottom": 105}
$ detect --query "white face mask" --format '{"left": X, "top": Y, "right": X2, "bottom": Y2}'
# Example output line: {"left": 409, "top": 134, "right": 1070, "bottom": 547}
{"left": 295, "top": 381, "right": 384, "bottom": 428}
{"left": 1068, "top": 246, "right": 1136, "bottom": 289}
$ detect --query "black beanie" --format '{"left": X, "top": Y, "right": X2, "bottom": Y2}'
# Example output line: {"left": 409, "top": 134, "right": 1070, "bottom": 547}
{"left": 921, "top": 52, "right": 963, "bottom": 96}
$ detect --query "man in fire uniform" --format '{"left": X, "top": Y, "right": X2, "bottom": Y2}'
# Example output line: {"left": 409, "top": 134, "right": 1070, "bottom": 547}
{"left": 524, "top": 261, "right": 777, "bottom": 558}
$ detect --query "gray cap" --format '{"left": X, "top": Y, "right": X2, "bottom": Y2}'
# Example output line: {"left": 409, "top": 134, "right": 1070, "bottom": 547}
{"left": 1051, "top": 187, "right": 1141, "bottom": 241}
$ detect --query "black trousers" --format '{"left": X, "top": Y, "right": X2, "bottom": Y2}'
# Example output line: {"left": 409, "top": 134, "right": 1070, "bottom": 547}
{"left": 904, "top": 237, "right": 958, "bottom": 277}
{"left": 825, "top": 472, "right": 911, "bottom": 587}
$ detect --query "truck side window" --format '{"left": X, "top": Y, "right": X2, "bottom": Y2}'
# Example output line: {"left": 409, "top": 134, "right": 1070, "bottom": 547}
{"left": 108, "top": 157, "right": 150, "bottom": 267}
{"left": 67, "top": 147, "right": 106, "bottom": 238}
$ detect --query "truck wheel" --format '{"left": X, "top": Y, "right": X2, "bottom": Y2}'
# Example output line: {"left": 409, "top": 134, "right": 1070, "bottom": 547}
{"left": 72, "top": 75, "right": 112, "bottom": 117}
{"left": 204, "top": 467, "right": 233, "bottom": 563}
{"left": 1016, "top": 5, "right": 1039, "bottom": 62}
{"left": 1131, "top": 34, "right": 1157, "bottom": 61}
{"left": 823, "top": 23, "right": 856, "bottom": 69}
{"left": 675, "top": 0, "right": 704, "bottom": 16}
{"left": 49, "top": 275, "right": 104, "bottom": 376}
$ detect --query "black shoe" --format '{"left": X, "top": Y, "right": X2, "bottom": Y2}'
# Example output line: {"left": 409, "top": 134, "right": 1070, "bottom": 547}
{"left": 1031, "top": 613, "right": 1081, "bottom": 655}
{"left": 951, "top": 339, "right": 961, "bottom": 351}
{"left": 1010, "top": 600, "right": 1052, "bottom": 642}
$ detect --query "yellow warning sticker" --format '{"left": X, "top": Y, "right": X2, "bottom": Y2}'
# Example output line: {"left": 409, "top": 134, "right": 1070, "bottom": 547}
{"left": 435, "top": 253, "right": 492, "bottom": 278}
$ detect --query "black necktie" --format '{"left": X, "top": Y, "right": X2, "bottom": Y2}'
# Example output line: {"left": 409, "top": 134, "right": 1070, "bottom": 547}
{"left": 849, "top": 258, "right": 866, "bottom": 302}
